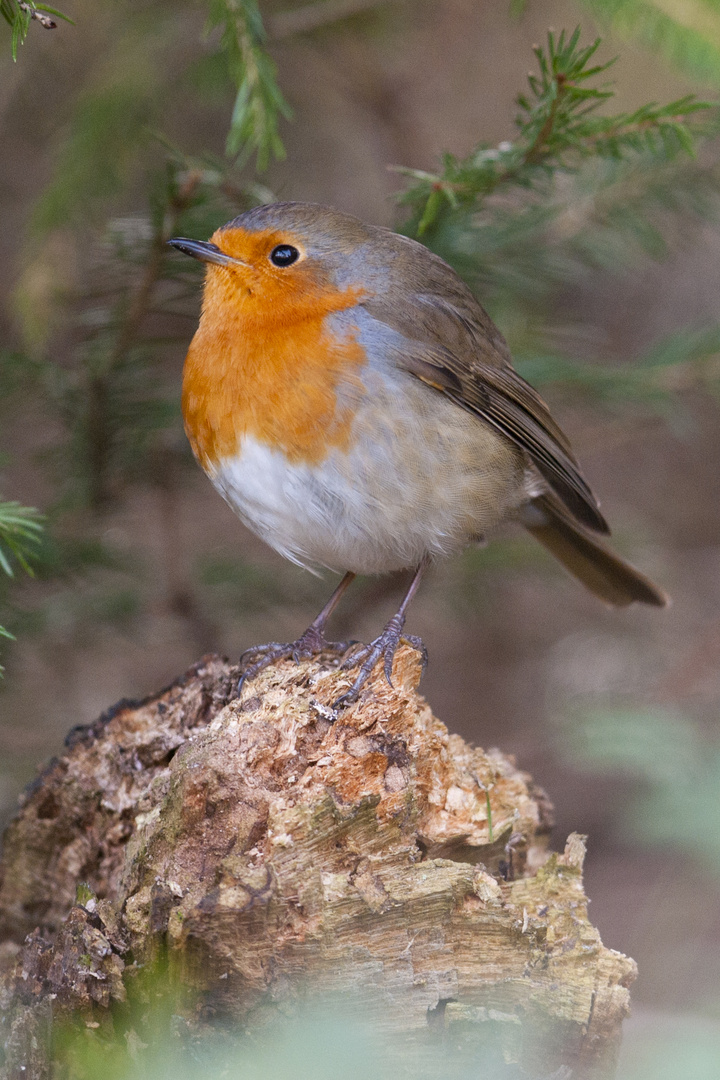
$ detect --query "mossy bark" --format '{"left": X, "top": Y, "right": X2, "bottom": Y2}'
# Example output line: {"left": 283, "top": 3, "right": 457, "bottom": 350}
{"left": 0, "top": 647, "right": 635, "bottom": 1078}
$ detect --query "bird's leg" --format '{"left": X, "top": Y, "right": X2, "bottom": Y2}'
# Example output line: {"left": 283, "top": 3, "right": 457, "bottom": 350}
{"left": 335, "top": 556, "right": 429, "bottom": 708}
{"left": 238, "top": 571, "right": 356, "bottom": 693}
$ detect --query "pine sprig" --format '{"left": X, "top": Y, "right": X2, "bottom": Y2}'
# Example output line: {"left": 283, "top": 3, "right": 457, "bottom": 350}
{"left": 1, "top": 0, "right": 72, "bottom": 60}
{"left": 0, "top": 499, "right": 42, "bottom": 668}
{"left": 517, "top": 31, "right": 706, "bottom": 163}
{"left": 398, "top": 28, "right": 710, "bottom": 236}
{"left": 207, "top": 0, "right": 292, "bottom": 169}
{"left": 0, "top": 500, "right": 42, "bottom": 578}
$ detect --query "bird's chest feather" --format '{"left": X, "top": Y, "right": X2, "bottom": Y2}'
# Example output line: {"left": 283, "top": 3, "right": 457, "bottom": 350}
{"left": 181, "top": 277, "right": 366, "bottom": 472}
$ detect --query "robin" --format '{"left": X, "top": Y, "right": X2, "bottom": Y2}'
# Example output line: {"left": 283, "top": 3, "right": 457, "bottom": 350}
{"left": 169, "top": 202, "right": 667, "bottom": 706}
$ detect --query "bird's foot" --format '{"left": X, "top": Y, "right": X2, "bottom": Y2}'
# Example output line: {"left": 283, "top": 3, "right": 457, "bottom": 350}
{"left": 334, "top": 612, "right": 427, "bottom": 709}
{"left": 238, "top": 626, "right": 353, "bottom": 695}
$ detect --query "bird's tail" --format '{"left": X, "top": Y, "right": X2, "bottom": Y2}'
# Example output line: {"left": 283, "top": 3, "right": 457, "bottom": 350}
{"left": 521, "top": 493, "right": 668, "bottom": 608}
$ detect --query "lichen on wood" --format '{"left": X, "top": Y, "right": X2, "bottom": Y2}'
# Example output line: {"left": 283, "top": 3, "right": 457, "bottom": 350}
{"left": 0, "top": 646, "right": 636, "bottom": 1078}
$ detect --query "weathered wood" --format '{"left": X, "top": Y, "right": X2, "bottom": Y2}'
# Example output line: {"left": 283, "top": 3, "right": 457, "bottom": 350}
{"left": 0, "top": 647, "right": 636, "bottom": 1078}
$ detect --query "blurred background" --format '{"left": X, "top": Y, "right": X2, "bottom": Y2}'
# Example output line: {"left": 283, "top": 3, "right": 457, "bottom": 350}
{"left": 1, "top": 0, "right": 720, "bottom": 1074}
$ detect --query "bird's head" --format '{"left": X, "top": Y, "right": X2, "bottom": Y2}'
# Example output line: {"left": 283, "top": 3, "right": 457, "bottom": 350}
{"left": 168, "top": 202, "right": 391, "bottom": 325}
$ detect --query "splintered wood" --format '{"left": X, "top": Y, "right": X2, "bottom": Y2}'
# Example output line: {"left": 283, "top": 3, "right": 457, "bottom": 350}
{"left": 0, "top": 647, "right": 636, "bottom": 1078}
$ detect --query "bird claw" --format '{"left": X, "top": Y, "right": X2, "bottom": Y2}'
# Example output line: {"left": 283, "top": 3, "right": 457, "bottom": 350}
{"left": 334, "top": 624, "right": 427, "bottom": 709}
{"left": 237, "top": 585, "right": 427, "bottom": 715}
{"left": 238, "top": 629, "right": 352, "bottom": 695}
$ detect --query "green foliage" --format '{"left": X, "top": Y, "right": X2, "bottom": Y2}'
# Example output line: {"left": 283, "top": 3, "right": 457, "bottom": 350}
{"left": 561, "top": 705, "right": 720, "bottom": 876}
{"left": 1, "top": 0, "right": 72, "bottom": 60}
{"left": 515, "top": 321, "right": 720, "bottom": 419}
{"left": 43, "top": 954, "right": 720, "bottom": 1080}
{"left": 28, "top": 0, "right": 288, "bottom": 236}
{"left": 47, "top": 973, "right": 572, "bottom": 1080}
{"left": 1, "top": 8, "right": 287, "bottom": 674}
{"left": 517, "top": 0, "right": 720, "bottom": 90}
{"left": 580, "top": 0, "right": 720, "bottom": 88}
{"left": 35, "top": 973, "right": 720, "bottom": 1078}
{"left": 398, "top": 28, "right": 710, "bottom": 237}
{"left": 207, "top": 0, "right": 292, "bottom": 168}
{"left": 0, "top": 500, "right": 42, "bottom": 579}
{"left": 31, "top": 83, "right": 158, "bottom": 235}
{"left": 618, "top": 1017, "right": 720, "bottom": 1080}
{"left": 394, "top": 26, "right": 720, "bottom": 446}
{"left": 0, "top": 144, "right": 274, "bottom": 671}
{"left": 19, "top": 154, "right": 265, "bottom": 511}
{"left": 1, "top": 10, "right": 719, "bottom": 1062}
{"left": 0, "top": 499, "right": 42, "bottom": 669}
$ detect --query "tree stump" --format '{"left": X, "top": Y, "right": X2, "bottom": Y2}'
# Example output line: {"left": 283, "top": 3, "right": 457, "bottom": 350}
{"left": 0, "top": 647, "right": 636, "bottom": 1078}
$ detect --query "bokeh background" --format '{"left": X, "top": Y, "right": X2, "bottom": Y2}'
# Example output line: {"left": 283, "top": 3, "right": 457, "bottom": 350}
{"left": 1, "top": 0, "right": 720, "bottom": 1074}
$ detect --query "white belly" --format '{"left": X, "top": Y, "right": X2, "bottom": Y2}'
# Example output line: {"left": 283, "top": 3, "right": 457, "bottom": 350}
{"left": 208, "top": 377, "right": 529, "bottom": 575}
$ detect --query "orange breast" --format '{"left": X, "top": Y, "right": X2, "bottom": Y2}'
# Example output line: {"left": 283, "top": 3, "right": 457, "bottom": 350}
{"left": 182, "top": 234, "right": 366, "bottom": 472}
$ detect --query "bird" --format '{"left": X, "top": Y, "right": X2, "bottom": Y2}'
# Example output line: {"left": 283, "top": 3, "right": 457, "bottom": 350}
{"left": 168, "top": 202, "right": 667, "bottom": 707}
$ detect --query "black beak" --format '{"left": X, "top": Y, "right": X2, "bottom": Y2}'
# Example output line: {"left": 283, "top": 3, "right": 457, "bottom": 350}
{"left": 167, "top": 238, "right": 246, "bottom": 268}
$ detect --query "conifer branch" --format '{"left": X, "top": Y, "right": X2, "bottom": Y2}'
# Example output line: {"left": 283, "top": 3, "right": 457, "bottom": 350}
{"left": 208, "top": 0, "right": 292, "bottom": 168}
{"left": 397, "top": 29, "right": 711, "bottom": 236}
{"left": 0, "top": 501, "right": 42, "bottom": 579}
{"left": 0, "top": 500, "right": 42, "bottom": 671}
{"left": 82, "top": 171, "right": 207, "bottom": 508}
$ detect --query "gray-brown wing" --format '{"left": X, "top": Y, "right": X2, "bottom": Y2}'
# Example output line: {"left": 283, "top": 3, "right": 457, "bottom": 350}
{"left": 363, "top": 289, "right": 609, "bottom": 535}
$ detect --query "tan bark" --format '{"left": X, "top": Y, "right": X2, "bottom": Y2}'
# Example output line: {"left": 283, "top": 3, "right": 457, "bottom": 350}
{"left": 0, "top": 647, "right": 635, "bottom": 1078}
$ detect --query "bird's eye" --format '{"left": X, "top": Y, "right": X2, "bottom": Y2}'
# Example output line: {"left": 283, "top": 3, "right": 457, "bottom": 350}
{"left": 270, "top": 244, "right": 300, "bottom": 267}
